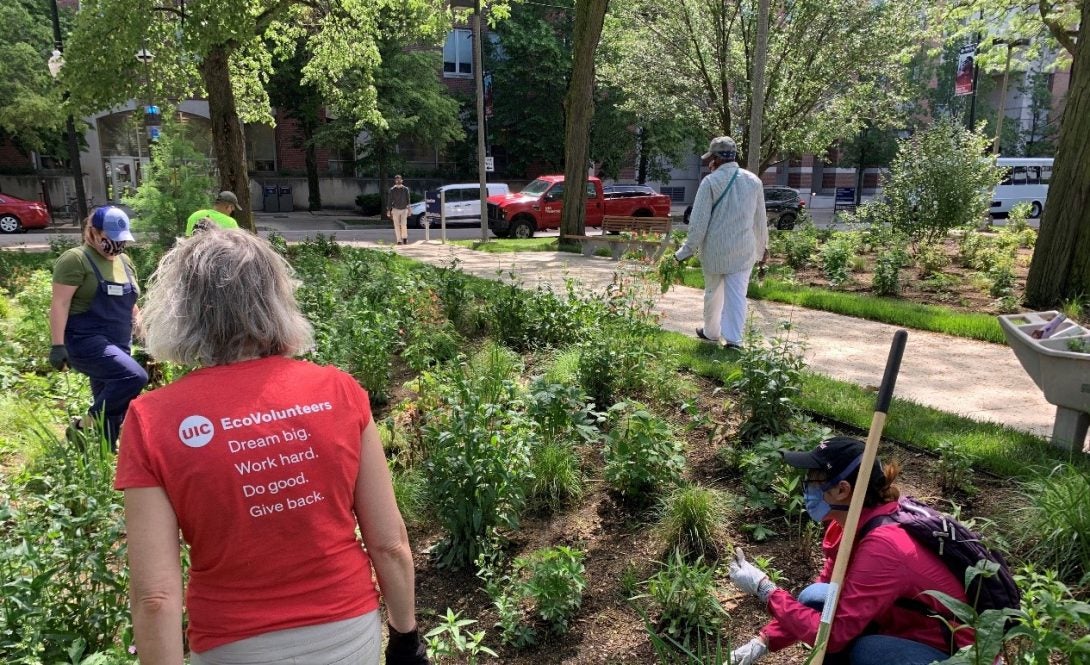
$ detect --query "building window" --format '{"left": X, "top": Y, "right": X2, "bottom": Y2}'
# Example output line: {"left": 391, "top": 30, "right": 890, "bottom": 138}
{"left": 661, "top": 186, "right": 686, "bottom": 202}
{"left": 245, "top": 123, "right": 276, "bottom": 172}
{"left": 443, "top": 29, "right": 473, "bottom": 77}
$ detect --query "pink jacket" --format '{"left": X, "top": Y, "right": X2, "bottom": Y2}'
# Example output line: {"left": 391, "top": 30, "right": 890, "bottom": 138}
{"left": 760, "top": 502, "right": 975, "bottom": 655}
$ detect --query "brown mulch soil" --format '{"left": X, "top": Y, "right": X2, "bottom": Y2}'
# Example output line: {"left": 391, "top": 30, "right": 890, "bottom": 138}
{"left": 386, "top": 370, "right": 1020, "bottom": 664}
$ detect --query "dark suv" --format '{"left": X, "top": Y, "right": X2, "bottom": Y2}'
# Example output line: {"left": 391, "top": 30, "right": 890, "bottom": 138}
{"left": 682, "top": 186, "right": 806, "bottom": 230}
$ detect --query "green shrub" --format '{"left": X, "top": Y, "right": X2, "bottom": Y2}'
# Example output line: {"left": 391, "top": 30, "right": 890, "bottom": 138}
{"left": 10, "top": 271, "right": 54, "bottom": 374}
{"left": 819, "top": 235, "right": 855, "bottom": 287}
{"left": 603, "top": 403, "right": 685, "bottom": 507}
{"left": 782, "top": 228, "right": 818, "bottom": 269}
{"left": 423, "top": 367, "right": 532, "bottom": 569}
{"left": 576, "top": 321, "right": 662, "bottom": 409}
{"left": 486, "top": 280, "right": 595, "bottom": 353}
{"left": 958, "top": 228, "right": 994, "bottom": 270}
{"left": 987, "top": 257, "right": 1016, "bottom": 298}
{"left": 856, "top": 118, "right": 1004, "bottom": 246}
{"left": 914, "top": 242, "right": 949, "bottom": 277}
{"left": 356, "top": 192, "right": 383, "bottom": 215}
{"left": 936, "top": 440, "right": 976, "bottom": 496}
{"left": 526, "top": 380, "right": 599, "bottom": 447}
{"left": 655, "top": 485, "right": 733, "bottom": 561}
{"left": 728, "top": 326, "right": 806, "bottom": 441}
{"left": 513, "top": 546, "right": 587, "bottom": 633}
{"left": 872, "top": 251, "right": 902, "bottom": 297}
{"left": 0, "top": 426, "right": 130, "bottom": 662}
{"left": 124, "top": 113, "right": 216, "bottom": 247}
{"left": 1004, "top": 566, "right": 1090, "bottom": 661}
{"left": 644, "top": 551, "right": 727, "bottom": 644}
{"left": 424, "top": 608, "right": 497, "bottom": 663}
{"left": 739, "top": 428, "right": 825, "bottom": 512}
{"left": 1016, "top": 464, "right": 1090, "bottom": 585}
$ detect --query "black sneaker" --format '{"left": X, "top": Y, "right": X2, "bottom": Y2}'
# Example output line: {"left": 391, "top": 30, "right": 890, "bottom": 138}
{"left": 695, "top": 327, "right": 718, "bottom": 342}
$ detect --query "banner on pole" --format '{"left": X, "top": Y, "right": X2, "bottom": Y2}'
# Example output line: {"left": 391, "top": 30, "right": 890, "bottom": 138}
{"left": 955, "top": 44, "right": 976, "bottom": 96}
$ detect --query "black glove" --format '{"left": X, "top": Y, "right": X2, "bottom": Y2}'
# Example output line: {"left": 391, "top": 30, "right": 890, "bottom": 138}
{"left": 386, "top": 625, "right": 429, "bottom": 665}
{"left": 49, "top": 344, "right": 69, "bottom": 371}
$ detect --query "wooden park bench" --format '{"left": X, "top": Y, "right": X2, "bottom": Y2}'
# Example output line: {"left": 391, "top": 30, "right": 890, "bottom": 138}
{"left": 561, "top": 215, "right": 674, "bottom": 260}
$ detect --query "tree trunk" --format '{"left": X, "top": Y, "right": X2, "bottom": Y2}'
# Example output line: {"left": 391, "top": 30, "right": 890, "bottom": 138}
{"left": 1025, "top": 6, "right": 1089, "bottom": 307}
{"left": 302, "top": 119, "right": 322, "bottom": 211}
{"left": 560, "top": 0, "right": 610, "bottom": 238}
{"left": 199, "top": 45, "right": 254, "bottom": 232}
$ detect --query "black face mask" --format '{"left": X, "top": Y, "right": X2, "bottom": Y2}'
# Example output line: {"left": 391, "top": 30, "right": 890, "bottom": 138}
{"left": 99, "top": 237, "right": 127, "bottom": 256}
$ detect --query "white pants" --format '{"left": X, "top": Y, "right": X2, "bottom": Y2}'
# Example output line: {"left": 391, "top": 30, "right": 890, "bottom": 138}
{"left": 191, "top": 610, "right": 381, "bottom": 665}
{"left": 703, "top": 266, "right": 752, "bottom": 344}
{"left": 390, "top": 208, "right": 408, "bottom": 243}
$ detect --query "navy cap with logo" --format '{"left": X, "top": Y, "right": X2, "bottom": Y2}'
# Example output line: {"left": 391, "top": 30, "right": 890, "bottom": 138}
{"left": 782, "top": 436, "right": 884, "bottom": 487}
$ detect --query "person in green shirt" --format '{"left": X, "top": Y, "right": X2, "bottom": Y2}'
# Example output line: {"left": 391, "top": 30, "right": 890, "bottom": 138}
{"left": 186, "top": 191, "right": 241, "bottom": 236}
{"left": 49, "top": 206, "right": 148, "bottom": 448}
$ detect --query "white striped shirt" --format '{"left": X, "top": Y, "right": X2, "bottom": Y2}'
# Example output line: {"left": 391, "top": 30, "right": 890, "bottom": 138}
{"left": 676, "top": 163, "right": 767, "bottom": 275}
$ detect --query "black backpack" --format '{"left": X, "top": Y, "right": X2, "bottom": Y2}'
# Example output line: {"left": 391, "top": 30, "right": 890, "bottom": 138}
{"left": 860, "top": 497, "right": 1021, "bottom": 614}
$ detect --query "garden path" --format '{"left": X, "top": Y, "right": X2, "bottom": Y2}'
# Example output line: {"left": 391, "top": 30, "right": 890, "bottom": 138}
{"left": 383, "top": 241, "right": 1056, "bottom": 442}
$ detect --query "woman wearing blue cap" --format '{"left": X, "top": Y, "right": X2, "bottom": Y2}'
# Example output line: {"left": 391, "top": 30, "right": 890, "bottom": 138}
{"left": 49, "top": 206, "right": 148, "bottom": 448}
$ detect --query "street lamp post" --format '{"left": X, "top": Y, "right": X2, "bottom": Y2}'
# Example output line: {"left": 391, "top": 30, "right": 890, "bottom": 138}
{"left": 47, "top": 0, "right": 89, "bottom": 222}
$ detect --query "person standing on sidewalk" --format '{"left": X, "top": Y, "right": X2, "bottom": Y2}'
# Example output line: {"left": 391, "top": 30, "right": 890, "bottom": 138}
{"left": 674, "top": 136, "right": 767, "bottom": 348}
{"left": 387, "top": 176, "right": 410, "bottom": 245}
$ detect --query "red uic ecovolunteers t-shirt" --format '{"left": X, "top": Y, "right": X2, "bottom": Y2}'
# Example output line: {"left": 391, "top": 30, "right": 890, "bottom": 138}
{"left": 115, "top": 355, "right": 380, "bottom": 653}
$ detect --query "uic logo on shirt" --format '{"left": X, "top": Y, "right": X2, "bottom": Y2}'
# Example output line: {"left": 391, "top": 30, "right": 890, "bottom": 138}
{"left": 178, "top": 415, "right": 215, "bottom": 448}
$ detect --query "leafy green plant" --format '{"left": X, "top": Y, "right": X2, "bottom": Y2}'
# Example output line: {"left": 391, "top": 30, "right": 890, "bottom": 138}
{"left": 1002, "top": 566, "right": 1090, "bottom": 662}
{"left": 872, "top": 250, "right": 902, "bottom": 297}
{"left": 1015, "top": 464, "right": 1090, "bottom": 584}
{"left": 936, "top": 441, "right": 977, "bottom": 497}
{"left": 781, "top": 227, "right": 818, "bottom": 269}
{"left": 728, "top": 325, "right": 806, "bottom": 441}
{"left": 819, "top": 234, "right": 856, "bottom": 287}
{"left": 576, "top": 320, "right": 665, "bottom": 409}
{"left": 643, "top": 551, "right": 728, "bottom": 645}
{"left": 525, "top": 379, "right": 599, "bottom": 447}
{"left": 739, "top": 428, "right": 826, "bottom": 512}
{"left": 513, "top": 546, "right": 587, "bottom": 632}
{"left": 0, "top": 423, "right": 131, "bottom": 662}
{"left": 603, "top": 403, "right": 685, "bottom": 508}
{"left": 914, "top": 242, "right": 950, "bottom": 277}
{"left": 423, "top": 366, "right": 532, "bottom": 569}
{"left": 424, "top": 608, "right": 498, "bottom": 663}
{"left": 987, "top": 257, "right": 1016, "bottom": 298}
{"left": 958, "top": 229, "right": 993, "bottom": 270}
{"left": 655, "top": 485, "right": 733, "bottom": 561}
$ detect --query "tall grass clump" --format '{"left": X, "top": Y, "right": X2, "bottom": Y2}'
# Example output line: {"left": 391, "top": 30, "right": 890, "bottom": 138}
{"left": 655, "top": 485, "right": 733, "bottom": 561}
{"left": 1015, "top": 464, "right": 1090, "bottom": 585}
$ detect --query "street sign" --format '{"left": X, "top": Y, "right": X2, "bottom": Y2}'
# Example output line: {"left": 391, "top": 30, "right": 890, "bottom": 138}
{"left": 147, "top": 126, "right": 161, "bottom": 141}
{"left": 485, "top": 156, "right": 494, "bottom": 172}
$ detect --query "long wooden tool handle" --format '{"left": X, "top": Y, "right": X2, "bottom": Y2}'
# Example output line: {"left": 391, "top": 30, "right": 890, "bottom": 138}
{"left": 808, "top": 329, "right": 907, "bottom": 665}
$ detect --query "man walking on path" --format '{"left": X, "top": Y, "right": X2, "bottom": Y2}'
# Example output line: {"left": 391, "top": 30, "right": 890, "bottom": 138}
{"left": 186, "top": 191, "right": 241, "bottom": 236}
{"left": 675, "top": 136, "right": 767, "bottom": 348}
{"left": 387, "top": 175, "right": 411, "bottom": 245}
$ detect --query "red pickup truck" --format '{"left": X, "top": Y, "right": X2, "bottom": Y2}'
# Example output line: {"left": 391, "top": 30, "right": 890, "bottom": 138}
{"left": 486, "top": 175, "right": 672, "bottom": 238}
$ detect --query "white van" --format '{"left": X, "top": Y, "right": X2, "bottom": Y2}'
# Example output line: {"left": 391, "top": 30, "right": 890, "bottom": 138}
{"left": 419, "top": 183, "right": 510, "bottom": 227}
{"left": 991, "top": 157, "right": 1053, "bottom": 219}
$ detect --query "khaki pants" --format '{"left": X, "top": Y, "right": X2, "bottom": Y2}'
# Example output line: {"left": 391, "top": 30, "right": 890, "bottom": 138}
{"left": 390, "top": 208, "right": 408, "bottom": 243}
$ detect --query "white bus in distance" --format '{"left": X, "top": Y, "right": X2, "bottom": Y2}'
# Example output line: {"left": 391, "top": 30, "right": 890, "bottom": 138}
{"left": 991, "top": 157, "right": 1053, "bottom": 220}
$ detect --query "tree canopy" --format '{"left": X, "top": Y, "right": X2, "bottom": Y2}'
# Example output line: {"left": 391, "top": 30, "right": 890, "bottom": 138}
{"left": 601, "top": 0, "right": 927, "bottom": 172}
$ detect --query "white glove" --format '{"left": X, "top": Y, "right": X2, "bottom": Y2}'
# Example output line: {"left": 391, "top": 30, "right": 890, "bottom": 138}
{"left": 730, "top": 637, "right": 769, "bottom": 665}
{"left": 728, "top": 547, "right": 777, "bottom": 603}
{"left": 674, "top": 245, "right": 693, "bottom": 262}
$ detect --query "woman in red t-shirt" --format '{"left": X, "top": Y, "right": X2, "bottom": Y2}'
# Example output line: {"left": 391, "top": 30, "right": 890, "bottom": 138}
{"left": 115, "top": 230, "right": 428, "bottom": 665}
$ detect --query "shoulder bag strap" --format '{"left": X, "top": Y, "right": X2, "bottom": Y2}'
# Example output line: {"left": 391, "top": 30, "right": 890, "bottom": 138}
{"left": 709, "top": 168, "right": 740, "bottom": 217}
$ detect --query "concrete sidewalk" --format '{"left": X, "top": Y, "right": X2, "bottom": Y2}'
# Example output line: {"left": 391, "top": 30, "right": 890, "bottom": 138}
{"left": 381, "top": 241, "right": 1055, "bottom": 441}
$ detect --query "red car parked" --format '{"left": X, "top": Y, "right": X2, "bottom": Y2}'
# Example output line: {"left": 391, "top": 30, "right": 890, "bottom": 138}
{"left": 0, "top": 194, "right": 51, "bottom": 233}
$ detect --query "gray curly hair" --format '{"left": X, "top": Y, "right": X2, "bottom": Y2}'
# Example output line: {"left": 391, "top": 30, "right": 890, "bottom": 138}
{"left": 141, "top": 229, "right": 313, "bottom": 366}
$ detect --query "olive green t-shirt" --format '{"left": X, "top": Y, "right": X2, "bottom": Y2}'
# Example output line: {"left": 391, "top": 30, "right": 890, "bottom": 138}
{"left": 52, "top": 244, "right": 139, "bottom": 315}
{"left": 186, "top": 209, "right": 240, "bottom": 236}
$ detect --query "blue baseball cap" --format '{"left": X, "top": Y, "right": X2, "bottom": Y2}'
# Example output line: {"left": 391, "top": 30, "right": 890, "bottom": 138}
{"left": 91, "top": 206, "right": 135, "bottom": 242}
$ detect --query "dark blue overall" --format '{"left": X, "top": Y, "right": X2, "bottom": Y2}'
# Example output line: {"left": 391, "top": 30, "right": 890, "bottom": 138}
{"left": 65, "top": 249, "right": 148, "bottom": 447}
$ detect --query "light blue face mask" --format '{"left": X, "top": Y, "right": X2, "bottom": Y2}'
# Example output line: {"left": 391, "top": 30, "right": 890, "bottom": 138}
{"left": 803, "top": 455, "right": 864, "bottom": 522}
